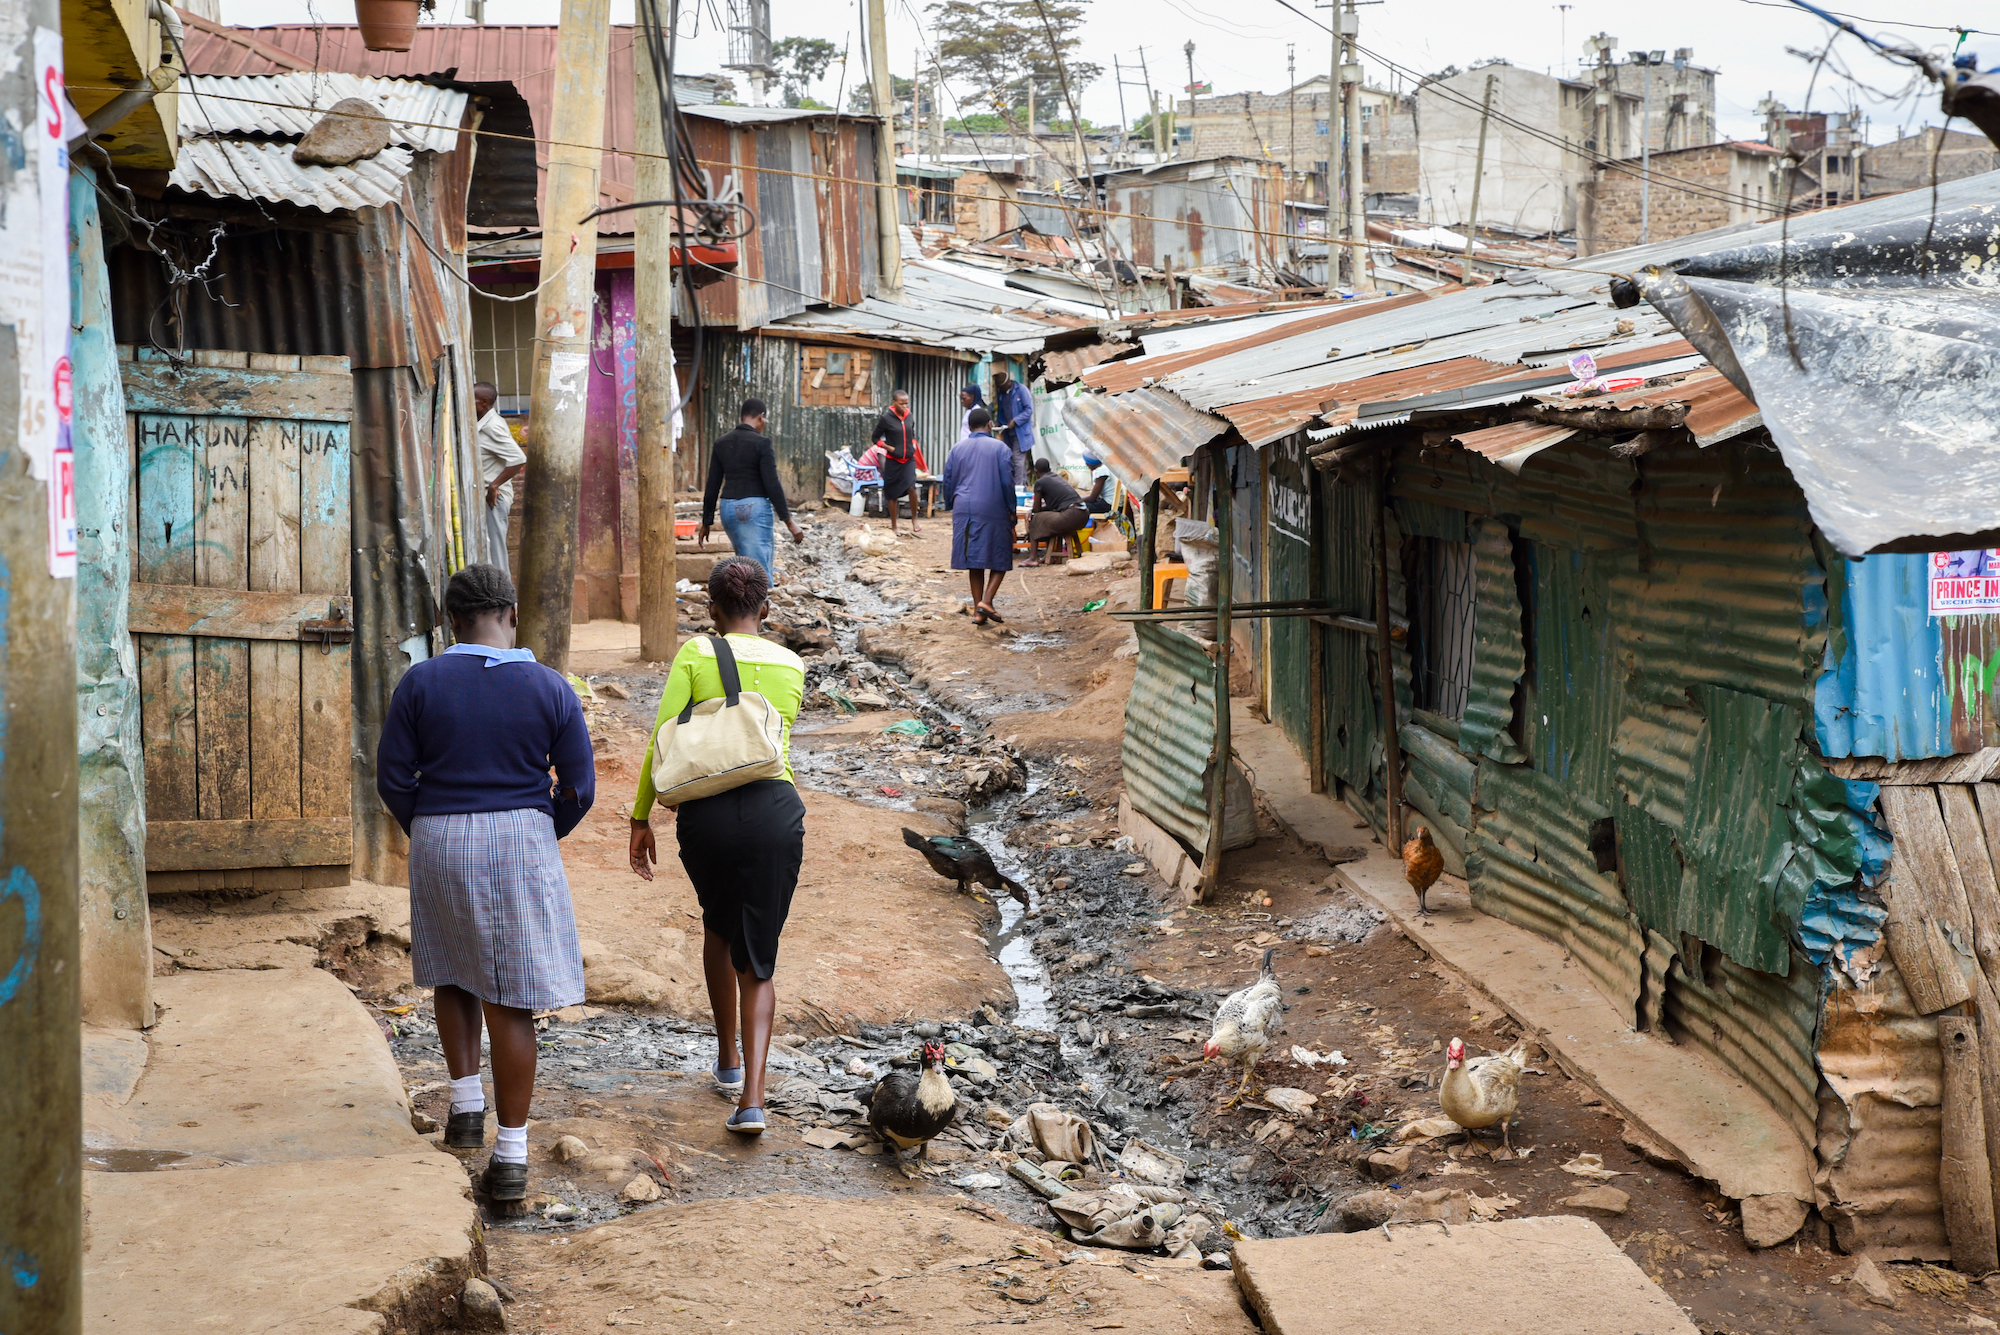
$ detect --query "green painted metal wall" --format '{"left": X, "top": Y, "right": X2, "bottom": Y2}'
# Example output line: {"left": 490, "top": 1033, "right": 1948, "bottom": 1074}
{"left": 1268, "top": 435, "right": 1315, "bottom": 758}
{"left": 1299, "top": 436, "right": 1836, "bottom": 1145}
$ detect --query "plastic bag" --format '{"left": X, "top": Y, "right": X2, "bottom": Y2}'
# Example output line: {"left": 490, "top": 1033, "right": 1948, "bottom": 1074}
{"left": 1174, "top": 518, "right": 1218, "bottom": 608}
{"left": 1008, "top": 1103, "right": 1100, "bottom": 1166}
{"left": 883, "top": 718, "right": 929, "bottom": 737}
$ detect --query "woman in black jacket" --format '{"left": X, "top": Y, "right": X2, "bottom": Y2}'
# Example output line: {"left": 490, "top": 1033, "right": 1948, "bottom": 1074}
{"left": 869, "top": 389, "right": 925, "bottom": 537}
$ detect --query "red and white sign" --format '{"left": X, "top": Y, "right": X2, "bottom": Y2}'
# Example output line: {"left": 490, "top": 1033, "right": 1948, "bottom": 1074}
{"left": 1929, "top": 550, "right": 2000, "bottom": 616}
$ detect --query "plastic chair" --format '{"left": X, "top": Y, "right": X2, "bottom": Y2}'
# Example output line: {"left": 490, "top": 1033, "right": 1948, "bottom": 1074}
{"left": 1153, "top": 562, "right": 1189, "bottom": 607}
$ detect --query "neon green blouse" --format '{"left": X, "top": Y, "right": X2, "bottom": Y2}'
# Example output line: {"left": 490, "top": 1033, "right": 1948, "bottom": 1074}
{"left": 632, "top": 633, "right": 807, "bottom": 818}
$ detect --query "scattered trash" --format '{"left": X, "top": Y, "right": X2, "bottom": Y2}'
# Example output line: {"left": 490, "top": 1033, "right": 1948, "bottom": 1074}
{"left": 1393, "top": 1116, "right": 1461, "bottom": 1144}
{"left": 877, "top": 785, "right": 903, "bottom": 797}
{"left": 1012, "top": 1103, "right": 1100, "bottom": 1165}
{"left": 1121, "top": 863, "right": 1148, "bottom": 876}
{"left": 844, "top": 1056, "right": 875, "bottom": 1078}
{"left": 1116, "top": 1137, "right": 1188, "bottom": 1188}
{"left": 1468, "top": 1191, "right": 1518, "bottom": 1220}
{"left": 1050, "top": 1183, "right": 1207, "bottom": 1252}
{"left": 1290, "top": 1045, "right": 1348, "bottom": 1068}
{"left": 566, "top": 673, "right": 594, "bottom": 700}
{"left": 952, "top": 1171, "right": 1008, "bottom": 1190}
{"left": 1560, "top": 1152, "right": 1625, "bottom": 1181}
{"left": 1080, "top": 598, "right": 1107, "bottom": 613}
{"left": 801, "top": 1127, "right": 872, "bottom": 1151}
{"left": 542, "top": 1201, "right": 580, "bottom": 1222}
{"left": 675, "top": 578, "right": 699, "bottom": 594}
{"left": 882, "top": 718, "right": 929, "bottom": 737}
{"left": 1262, "top": 1088, "right": 1319, "bottom": 1117}
{"left": 1007, "top": 1158, "right": 1074, "bottom": 1199}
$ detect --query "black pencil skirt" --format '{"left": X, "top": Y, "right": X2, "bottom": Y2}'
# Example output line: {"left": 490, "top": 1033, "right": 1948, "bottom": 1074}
{"left": 674, "top": 778, "right": 806, "bottom": 978}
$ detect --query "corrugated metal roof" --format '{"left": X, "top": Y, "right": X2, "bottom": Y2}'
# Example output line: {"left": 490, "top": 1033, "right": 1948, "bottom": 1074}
{"left": 1453, "top": 421, "right": 1576, "bottom": 471}
{"left": 1063, "top": 387, "right": 1225, "bottom": 487}
{"left": 179, "top": 73, "right": 466, "bottom": 151}
{"left": 1041, "top": 342, "right": 1130, "bottom": 384}
{"left": 766, "top": 257, "right": 1076, "bottom": 355}
{"left": 169, "top": 138, "right": 418, "bottom": 211}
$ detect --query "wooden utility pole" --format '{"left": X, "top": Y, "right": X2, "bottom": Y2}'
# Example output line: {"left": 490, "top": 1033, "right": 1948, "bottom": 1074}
{"left": 515, "top": 0, "right": 610, "bottom": 670}
{"left": 1462, "top": 72, "right": 1496, "bottom": 285}
{"left": 1372, "top": 452, "right": 1404, "bottom": 851}
{"left": 633, "top": 15, "right": 677, "bottom": 663}
{"left": 1201, "top": 444, "right": 1234, "bottom": 903}
{"left": 865, "top": 0, "right": 904, "bottom": 294}
{"left": 1138, "top": 47, "right": 1164, "bottom": 158}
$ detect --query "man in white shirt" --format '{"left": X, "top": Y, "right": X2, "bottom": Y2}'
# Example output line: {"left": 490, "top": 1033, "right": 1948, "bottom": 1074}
{"left": 474, "top": 381, "right": 527, "bottom": 578}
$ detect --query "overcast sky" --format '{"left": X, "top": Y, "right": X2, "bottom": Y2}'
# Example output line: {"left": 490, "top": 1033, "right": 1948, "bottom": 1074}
{"left": 221, "top": 0, "right": 1976, "bottom": 143}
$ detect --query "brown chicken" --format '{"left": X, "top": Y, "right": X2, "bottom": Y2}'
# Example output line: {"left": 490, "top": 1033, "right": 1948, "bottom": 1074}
{"left": 1403, "top": 826, "right": 1444, "bottom": 915}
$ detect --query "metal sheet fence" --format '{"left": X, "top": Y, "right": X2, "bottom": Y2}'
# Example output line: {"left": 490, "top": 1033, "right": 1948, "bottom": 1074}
{"left": 1125, "top": 622, "right": 1221, "bottom": 854}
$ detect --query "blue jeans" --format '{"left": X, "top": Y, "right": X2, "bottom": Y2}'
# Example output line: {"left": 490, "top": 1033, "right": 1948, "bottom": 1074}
{"left": 719, "top": 495, "right": 776, "bottom": 580}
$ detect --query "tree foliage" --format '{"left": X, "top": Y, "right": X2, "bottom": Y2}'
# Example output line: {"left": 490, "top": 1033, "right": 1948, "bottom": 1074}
{"left": 926, "top": 0, "right": 1102, "bottom": 115}
{"left": 771, "top": 36, "right": 839, "bottom": 107}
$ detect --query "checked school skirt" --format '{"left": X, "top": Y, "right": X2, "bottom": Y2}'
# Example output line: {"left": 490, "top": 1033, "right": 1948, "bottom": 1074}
{"left": 409, "top": 808, "right": 585, "bottom": 1011}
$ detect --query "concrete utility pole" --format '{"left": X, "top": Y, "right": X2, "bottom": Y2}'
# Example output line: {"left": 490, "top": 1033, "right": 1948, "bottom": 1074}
{"left": 865, "top": 0, "right": 904, "bottom": 294}
{"left": 1138, "top": 47, "right": 1164, "bottom": 158}
{"left": 1341, "top": 0, "right": 1369, "bottom": 290}
{"left": 633, "top": 16, "right": 677, "bottom": 664}
{"left": 515, "top": 0, "right": 609, "bottom": 670}
{"left": 1, "top": 13, "right": 83, "bottom": 1335}
{"left": 1183, "top": 41, "right": 1196, "bottom": 158}
{"left": 1639, "top": 53, "right": 1652, "bottom": 243}
{"left": 1463, "top": 71, "right": 1496, "bottom": 284}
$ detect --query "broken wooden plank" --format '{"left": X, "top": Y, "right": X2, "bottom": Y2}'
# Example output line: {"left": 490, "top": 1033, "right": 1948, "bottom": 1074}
{"left": 1944, "top": 786, "right": 2000, "bottom": 996}
{"left": 127, "top": 584, "right": 352, "bottom": 640}
{"left": 145, "top": 817, "right": 352, "bottom": 871}
{"left": 1939, "top": 1015, "right": 2000, "bottom": 1275}
{"left": 122, "top": 360, "right": 354, "bottom": 422}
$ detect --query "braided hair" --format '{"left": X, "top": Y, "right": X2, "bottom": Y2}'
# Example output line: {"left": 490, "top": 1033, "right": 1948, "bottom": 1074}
{"left": 707, "top": 555, "right": 769, "bottom": 622}
{"left": 444, "top": 563, "right": 517, "bottom": 626}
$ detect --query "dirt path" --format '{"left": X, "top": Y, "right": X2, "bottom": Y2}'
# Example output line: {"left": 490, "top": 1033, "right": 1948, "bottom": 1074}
{"left": 365, "top": 510, "right": 1988, "bottom": 1334}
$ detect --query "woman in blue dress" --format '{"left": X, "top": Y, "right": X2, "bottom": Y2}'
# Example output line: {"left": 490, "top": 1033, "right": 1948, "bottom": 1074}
{"left": 941, "top": 406, "right": 1017, "bottom": 625}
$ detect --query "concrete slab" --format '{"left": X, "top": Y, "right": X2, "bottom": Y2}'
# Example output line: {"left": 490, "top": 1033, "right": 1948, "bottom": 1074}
{"left": 83, "top": 1154, "right": 478, "bottom": 1335}
{"left": 81, "top": 1024, "right": 149, "bottom": 1149}
{"left": 1230, "top": 703, "right": 1816, "bottom": 1208}
{"left": 121, "top": 969, "right": 428, "bottom": 1165}
{"left": 149, "top": 880, "right": 412, "bottom": 970}
{"left": 1232, "top": 1215, "right": 1698, "bottom": 1335}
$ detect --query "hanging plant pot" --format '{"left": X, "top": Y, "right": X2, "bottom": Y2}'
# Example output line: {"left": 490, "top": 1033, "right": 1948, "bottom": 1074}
{"left": 355, "top": 0, "right": 419, "bottom": 51}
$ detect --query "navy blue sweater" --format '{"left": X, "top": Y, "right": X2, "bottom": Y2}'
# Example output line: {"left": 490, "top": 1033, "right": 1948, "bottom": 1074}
{"left": 376, "top": 653, "right": 597, "bottom": 838}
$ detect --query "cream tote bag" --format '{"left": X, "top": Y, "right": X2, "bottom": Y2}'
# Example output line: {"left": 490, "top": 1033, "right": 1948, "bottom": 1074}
{"left": 649, "top": 636, "right": 787, "bottom": 805}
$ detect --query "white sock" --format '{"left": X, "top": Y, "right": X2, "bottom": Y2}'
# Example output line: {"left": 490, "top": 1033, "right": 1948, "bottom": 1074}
{"left": 449, "top": 1075, "right": 485, "bottom": 1115}
{"left": 493, "top": 1123, "right": 528, "bottom": 1164}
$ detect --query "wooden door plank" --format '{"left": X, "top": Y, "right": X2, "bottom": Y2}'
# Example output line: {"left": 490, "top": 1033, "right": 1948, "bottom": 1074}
{"left": 128, "top": 584, "right": 352, "bottom": 638}
{"left": 122, "top": 362, "right": 355, "bottom": 422}
{"left": 300, "top": 420, "right": 352, "bottom": 823}
{"left": 137, "top": 635, "right": 197, "bottom": 822}
{"left": 135, "top": 414, "right": 200, "bottom": 827}
{"left": 249, "top": 418, "right": 305, "bottom": 837}
{"left": 146, "top": 816, "right": 352, "bottom": 870}
{"left": 1880, "top": 785, "right": 1978, "bottom": 1012}
{"left": 196, "top": 415, "right": 252, "bottom": 822}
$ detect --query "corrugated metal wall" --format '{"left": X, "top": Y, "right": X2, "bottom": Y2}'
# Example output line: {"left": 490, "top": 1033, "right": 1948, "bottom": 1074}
{"left": 1268, "top": 435, "right": 1315, "bottom": 758}
{"left": 1302, "top": 436, "right": 1838, "bottom": 1148}
{"left": 1125, "top": 621, "right": 1221, "bottom": 854}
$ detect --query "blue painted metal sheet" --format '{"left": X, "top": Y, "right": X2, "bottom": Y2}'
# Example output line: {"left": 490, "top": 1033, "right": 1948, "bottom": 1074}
{"left": 1816, "top": 553, "right": 1953, "bottom": 760}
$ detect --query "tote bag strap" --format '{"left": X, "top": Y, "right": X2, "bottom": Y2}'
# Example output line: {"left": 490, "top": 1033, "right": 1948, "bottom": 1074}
{"left": 675, "top": 635, "right": 747, "bottom": 724}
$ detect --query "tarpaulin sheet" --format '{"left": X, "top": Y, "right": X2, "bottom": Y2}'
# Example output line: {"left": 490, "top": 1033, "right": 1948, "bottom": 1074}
{"left": 1630, "top": 190, "right": 2000, "bottom": 557}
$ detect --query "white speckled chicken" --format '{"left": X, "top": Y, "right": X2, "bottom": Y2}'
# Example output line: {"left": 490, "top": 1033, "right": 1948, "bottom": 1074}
{"left": 1204, "top": 949, "right": 1283, "bottom": 1106}
{"left": 1440, "top": 1037, "right": 1530, "bottom": 1151}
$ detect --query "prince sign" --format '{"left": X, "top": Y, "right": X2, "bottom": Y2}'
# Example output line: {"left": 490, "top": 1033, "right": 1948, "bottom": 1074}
{"left": 1930, "top": 550, "right": 2000, "bottom": 616}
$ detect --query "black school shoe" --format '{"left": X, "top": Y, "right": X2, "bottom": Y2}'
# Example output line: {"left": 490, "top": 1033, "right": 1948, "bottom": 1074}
{"left": 444, "top": 1111, "right": 487, "bottom": 1149}
{"left": 480, "top": 1158, "right": 529, "bottom": 1201}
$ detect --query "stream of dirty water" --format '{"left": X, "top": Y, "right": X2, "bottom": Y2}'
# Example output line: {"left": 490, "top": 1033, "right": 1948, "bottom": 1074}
{"left": 389, "top": 518, "right": 1326, "bottom": 1249}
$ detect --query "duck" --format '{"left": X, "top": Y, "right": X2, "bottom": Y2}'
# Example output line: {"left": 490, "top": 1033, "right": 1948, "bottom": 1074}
{"left": 1439, "top": 1037, "right": 1530, "bottom": 1152}
{"left": 902, "top": 828, "right": 1026, "bottom": 902}
{"left": 865, "top": 1039, "right": 958, "bottom": 1178}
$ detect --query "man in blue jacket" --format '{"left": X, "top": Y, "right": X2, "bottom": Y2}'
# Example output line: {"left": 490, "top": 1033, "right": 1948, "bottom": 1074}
{"left": 992, "top": 370, "right": 1036, "bottom": 488}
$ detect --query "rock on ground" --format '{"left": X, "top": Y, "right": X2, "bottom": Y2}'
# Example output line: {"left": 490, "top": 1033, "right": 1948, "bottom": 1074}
{"left": 1738, "top": 1192, "right": 1809, "bottom": 1247}
{"left": 458, "top": 1277, "right": 507, "bottom": 1332}
{"left": 1560, "top": 1185, "right": 1632, "bottom": 1216}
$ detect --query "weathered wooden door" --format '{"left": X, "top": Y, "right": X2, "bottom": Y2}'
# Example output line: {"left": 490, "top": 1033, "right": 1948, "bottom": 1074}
{"left": 122, "top": 349, "right": 354, "bottom": 890}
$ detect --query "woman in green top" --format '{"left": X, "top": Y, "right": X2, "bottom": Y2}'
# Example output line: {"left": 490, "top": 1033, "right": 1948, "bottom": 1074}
{"left": 629, "top": 557, "right": 806, "bottom": 1133}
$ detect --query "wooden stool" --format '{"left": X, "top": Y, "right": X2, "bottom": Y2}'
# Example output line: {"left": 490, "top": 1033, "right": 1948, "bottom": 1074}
{"left": 1153, "top": 562, "right": 1189, "bottom": 607}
